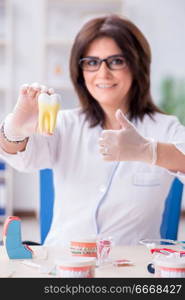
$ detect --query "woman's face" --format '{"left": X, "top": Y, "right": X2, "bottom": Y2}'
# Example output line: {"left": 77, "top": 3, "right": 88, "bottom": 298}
{"left": 82, "top": 37, "right": 133, "bottom": 111}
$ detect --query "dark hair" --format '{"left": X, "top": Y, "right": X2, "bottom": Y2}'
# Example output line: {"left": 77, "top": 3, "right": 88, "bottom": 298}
{"left": 70, "top": 14, "right": 162, "bottom": 127}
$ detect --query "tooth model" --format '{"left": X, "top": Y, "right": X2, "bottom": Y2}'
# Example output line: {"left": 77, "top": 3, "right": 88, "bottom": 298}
{"left": 3, "top": 216, "right": 33, "bottom": 259}
{"left": 38, "top": 93, "right": 61, "bottom": 134}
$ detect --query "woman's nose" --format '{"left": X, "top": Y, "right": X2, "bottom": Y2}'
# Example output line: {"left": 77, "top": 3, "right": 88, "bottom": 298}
{"left": 97, "top": 61, "right": 112, "bottom": 76}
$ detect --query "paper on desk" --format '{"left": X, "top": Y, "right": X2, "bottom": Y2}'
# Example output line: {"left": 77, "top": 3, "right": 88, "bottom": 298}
{"left": 31, "top": 246, "right": 48, "bottom": 260}
{"left": 21, "top": 260, "right": 56, "bottom": 276}
{"left": 21, "top": 246, "right": 57, "bottom": 275}
{"left": 0, "top": 262, "right": 15, "bottom": 278}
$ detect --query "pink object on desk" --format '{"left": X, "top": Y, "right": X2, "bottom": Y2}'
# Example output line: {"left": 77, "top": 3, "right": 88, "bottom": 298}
{"left": 96, "top": 237, "right": 113, "bottom": 266}
{"left": 112, "top": 259, "right": 133, "bottom": 267}
{"left": 70, "top": 238, "right": 97, "bottom": 257}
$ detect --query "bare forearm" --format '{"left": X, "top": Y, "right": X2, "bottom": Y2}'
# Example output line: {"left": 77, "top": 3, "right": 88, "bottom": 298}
{"left": 0, "top": 130, "right": 28, "bottom": 154}
{"left": 156, "top": 142, "right": 185, "bottom": 173}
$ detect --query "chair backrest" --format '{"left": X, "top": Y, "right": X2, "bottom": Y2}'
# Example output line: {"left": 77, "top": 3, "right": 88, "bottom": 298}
{"left": 39, "top": 169, "right": 54, "bottom": 244}
{"left": 39, "top": 170, "right": 183, "bottom": 244}
{"left": 160, "top": 178, "right": 183, "bottom": 240}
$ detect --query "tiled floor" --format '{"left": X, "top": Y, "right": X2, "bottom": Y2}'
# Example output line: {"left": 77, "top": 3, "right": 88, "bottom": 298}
{"left": 0, "top": 213, "right": 185, "bottom": 244}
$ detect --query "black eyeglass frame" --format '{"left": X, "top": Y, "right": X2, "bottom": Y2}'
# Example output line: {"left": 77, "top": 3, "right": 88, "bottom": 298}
{"left": 79, "top": 54, "right": 127, "bottom": 72}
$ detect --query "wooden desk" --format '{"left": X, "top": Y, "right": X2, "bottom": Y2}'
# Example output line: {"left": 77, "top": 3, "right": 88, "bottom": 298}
{"left": 0, "top": 245, "right": 153, "bottom": 278}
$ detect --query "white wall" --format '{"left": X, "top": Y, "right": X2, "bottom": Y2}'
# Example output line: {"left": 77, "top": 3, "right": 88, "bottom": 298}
{"left": 123, "top": 0, "right": 185, "bottom": 101}
{"left": 11, "top": 0, "right": 43, "bottom": 212}
{"left": 123, "top": 0, "right": 185, "bottom": 208}
{"left": 11, "top": 0, "right": 185, "bottom": 212}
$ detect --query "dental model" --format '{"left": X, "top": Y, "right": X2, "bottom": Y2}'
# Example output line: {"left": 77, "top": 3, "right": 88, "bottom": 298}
{"left": 38, "top": 93, "right": 61, "bottom": 134}
{"left": 3, "top": 216, "right": 33, "bottom": 259}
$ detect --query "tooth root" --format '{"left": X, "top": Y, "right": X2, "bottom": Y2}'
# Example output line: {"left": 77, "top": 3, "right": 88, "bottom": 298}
{"left": 44, "top": 113, "right": 50, "bottom": 133}
{"left": 38, "top": 102, "right": 46, "bottom": 133}
{"left": 49, "top": 108, "right": 56, "bottom": 134}
{"left": 49, "top": 104, "right": 60, "bottom": 133}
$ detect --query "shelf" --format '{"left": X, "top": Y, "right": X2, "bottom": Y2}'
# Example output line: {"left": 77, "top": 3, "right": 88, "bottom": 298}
{"left": 0, "top": 39, "right": 8, "bottom": 46}
{"left": 45, "top": 39, "right": 72, "bottom": 46}
{"left": 0, "top": 160, "right": 12, "bottom": 220}
{"left": 0, "top": 86, "right": 8, "bottom": 91}
{"left": 45, "top": 0, "right": 123, "bottom": 40}
{"left": 0, "top": 0, "right": 13, "bottom": 219}
{"left": 44, "top": 43, "right": 72, "bottom": 88}
{"left": 47, "top": 83, "right": 74, "bottom": 91}
{"left": 40, "top": 0, "right": 123, "bottom": 110}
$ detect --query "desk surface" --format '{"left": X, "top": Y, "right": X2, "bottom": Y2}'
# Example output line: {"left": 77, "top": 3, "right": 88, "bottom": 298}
{"left": 0, "top": 245, "right": 155, "bottom": 278}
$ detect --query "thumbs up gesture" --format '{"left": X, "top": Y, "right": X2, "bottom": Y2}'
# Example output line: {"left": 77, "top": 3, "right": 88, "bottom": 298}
{"left": 99, "top": 109, "right": 157, "bottom": 164}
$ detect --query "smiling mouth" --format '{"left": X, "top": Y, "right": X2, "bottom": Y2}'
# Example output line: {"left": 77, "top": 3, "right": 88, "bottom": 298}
{"left": 96, "top": 84, "right": 117, "bottom": 89}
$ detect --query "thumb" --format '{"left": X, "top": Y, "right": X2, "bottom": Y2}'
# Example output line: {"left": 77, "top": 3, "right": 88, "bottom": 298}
{"left": 115, "top": 109, "right": 132, "bottom": 129}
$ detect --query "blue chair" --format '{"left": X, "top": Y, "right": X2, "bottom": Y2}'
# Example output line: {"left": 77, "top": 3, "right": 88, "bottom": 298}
{"left": 39, "top": 169, "right": 54, "bottom": 244}
{"left": 39, "top": 169, "right": 183, "bottom": 244}
{"left": 160, "top": 177, "right": 183, "bottom": 240}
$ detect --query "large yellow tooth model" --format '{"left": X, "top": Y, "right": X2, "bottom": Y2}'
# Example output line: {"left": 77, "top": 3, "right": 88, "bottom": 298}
{"left": 38, "top": 93, "right": 61, "bottom": 134}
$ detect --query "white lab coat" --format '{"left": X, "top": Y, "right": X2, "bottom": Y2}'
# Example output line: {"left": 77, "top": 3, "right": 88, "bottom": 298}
{"left": 1, "top": 108, "right": 185, "bottom": 246}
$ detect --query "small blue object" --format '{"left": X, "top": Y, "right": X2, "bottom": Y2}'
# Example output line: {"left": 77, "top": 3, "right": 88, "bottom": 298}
{"left": 147, "top": 263, "right": 155, "bottom": 274}
{"left": 3, "top": 216, "right": 33, "bottom": 259}
{"left": 0, "top": 161, "right": 6, "bottom": 170}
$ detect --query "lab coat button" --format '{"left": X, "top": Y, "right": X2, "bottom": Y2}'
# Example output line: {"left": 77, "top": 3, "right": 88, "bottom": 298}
{"left": 99, "top": 185, "right": 106, "bottom": 193}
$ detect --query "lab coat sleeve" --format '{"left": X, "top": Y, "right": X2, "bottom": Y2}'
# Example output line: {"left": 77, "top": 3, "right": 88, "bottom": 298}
{"left": 165, "top": 116, "right": 185, "bottom": 183}
{"left": 0, "top": 132, "right": 59, "bottom": 172}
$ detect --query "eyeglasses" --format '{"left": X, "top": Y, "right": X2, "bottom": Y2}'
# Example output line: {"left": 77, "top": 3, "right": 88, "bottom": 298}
{"left": 79, "top": 55, "right": 127, "bottom": 72}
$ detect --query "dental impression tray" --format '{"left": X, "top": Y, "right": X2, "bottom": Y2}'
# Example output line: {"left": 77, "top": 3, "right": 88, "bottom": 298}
{"left": 38, "top": 93, "right": 61, "bottom": 134}
{"left": 3, "top": 216, "right": 33, "bottom": 259}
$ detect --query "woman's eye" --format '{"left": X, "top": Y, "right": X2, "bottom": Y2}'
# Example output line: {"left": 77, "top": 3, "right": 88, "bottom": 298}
{"left": 88, "top": 60, "right": 98, "bottom": 66}
{"left": 111, "top": 58, "right": 124, "bottom": 65}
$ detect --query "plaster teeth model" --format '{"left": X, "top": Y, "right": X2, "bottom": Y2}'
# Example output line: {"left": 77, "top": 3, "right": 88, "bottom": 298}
{"left": 38, "top": 93, "right": 61, "bottom": 134}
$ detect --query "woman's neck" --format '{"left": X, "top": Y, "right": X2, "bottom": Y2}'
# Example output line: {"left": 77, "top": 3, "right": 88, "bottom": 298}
{"left": 104, "top": 119, "right": 120, "bottom": 130}
{"left": 103, "top": 107, "right": 127, "bottom": 130}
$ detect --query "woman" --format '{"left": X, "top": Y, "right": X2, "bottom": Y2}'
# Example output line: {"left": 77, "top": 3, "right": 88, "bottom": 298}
{"left": 0, "top": 15, "right": 185, "bottom": 246}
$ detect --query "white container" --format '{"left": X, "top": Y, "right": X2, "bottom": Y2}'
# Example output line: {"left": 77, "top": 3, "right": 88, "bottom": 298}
{"left": 56, "top": 257, "right": 96, "bottom": 278}
{"left": 154, "top": 254, "right": 185, "bottom": 278}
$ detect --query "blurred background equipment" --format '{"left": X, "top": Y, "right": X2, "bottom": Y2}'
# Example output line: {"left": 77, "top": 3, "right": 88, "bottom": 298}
{"left": 159, "top": 77, "right": 185, "bottom": 125}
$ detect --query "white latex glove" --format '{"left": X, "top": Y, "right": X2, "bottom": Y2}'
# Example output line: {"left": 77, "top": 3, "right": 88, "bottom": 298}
{"left": 99, "top": 109, "right": 157, "bottom": 164}
{"left": 3, "top": 83, "right": 55, "bottom": 141}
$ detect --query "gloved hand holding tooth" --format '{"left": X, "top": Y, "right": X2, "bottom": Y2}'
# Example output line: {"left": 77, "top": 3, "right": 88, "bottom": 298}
{"left": 38, "top": 93, "right": 61, "bottom": 134}
{"left": 2, "top": 83, "right": 60, "bottom": 143}
{"left": 99, "top": 109, "right": 157, "bottom": 165}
